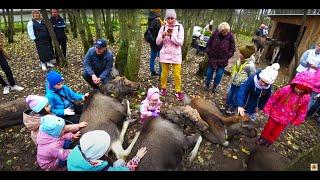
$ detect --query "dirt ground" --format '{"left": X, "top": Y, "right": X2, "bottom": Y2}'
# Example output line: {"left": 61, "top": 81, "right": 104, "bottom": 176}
{"left": 0, "top": 33, "right": 319, "bottom": 171}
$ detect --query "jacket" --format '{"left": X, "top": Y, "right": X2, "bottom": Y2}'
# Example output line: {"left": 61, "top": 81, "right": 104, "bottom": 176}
{"left": 140, "top": 99, "right": 162, "bottom": 120}
{"left": 45, "top": 84, "right": 84, "bottom": 117}
{"left": 206, "top": 29, "right": 235, "bottom": 68}
{"left": 231, "top": 58, "right": 256, "bottom": 86}
{"left": 236, "top": 71, "right": 272, "bottom": 114}
{"left": 36, "top": 130, "right": 73, "bottom": 170}
{"left": 263, "top": 85, "right": 310, "bottom": 125}
{"left": 83, "top": 47, "right": 114, "bottom": 80}
{"left": 50, "top": 15, "right": 67, "bottom": 40}
{"left": 147, "top": 11, "right": 162, "bottom": 51}
{"left": 156, "top": 21, "right": 184, "bottom": 64}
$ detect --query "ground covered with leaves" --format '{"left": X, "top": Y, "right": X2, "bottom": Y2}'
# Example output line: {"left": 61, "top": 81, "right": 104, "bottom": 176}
{"left": 0, "top": 33, "right": 319, "bottom": 171}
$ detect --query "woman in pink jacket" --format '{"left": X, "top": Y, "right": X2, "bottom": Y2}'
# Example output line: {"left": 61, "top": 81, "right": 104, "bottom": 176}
{"left": 257, "top": 71, "right": 316, "bottom": 147}
{"left": 140, "top": 87, "right": 162, "bottom": 124}
{"left": 36, "top": 114, "right": 87, "bottom": 171}
{"left": 156, "top": 9, "right": 185, "bottom": 101}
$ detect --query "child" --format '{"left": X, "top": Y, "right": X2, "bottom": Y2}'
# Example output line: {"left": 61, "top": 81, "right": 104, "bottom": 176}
{"left": 45, "top": 70, "right": 89, "bottom": 124}
{"left": 225, "top": 45, "right": 256, "bottom": 114}
{"left": 67, "top": 130, "right": 147, "bottom": 171}
{"left": 36, "top": 114, "right": 88, "bottom": 170}
{"left": 140, "top": 87, "right": 162, "bottom": 124}
{"left": 236, "top": 63, "right": 280, "bottom": 121}
{"left": 257, "top": 71, "right": 315, "bottom": 147}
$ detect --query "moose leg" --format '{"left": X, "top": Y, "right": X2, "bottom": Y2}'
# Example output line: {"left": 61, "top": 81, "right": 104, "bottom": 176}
{"left": 112, "top": 132, "right": 141, "bottom": 160}
{"left": 186, "top": 134, "right": 203, "bottom": 162}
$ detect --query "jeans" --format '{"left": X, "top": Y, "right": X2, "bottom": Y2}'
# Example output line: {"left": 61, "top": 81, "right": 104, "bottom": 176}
{"left": 307, "top": 93, "right": 320, "bottom": 117}
{"left": 205, "top": 65, "right": 225, "bottom": 87}
{"left": 150, "top": 49, "right": 161, "bottom": 74}
{"left": 0, "top": 52, "right": 15, "bottom": 87}
{"left": 226, "top": 84, "right": 240, "bottom": 109}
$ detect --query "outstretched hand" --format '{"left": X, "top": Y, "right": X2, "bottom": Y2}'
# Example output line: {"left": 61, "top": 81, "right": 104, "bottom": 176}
{"left": 136, "top": 147, "right": 147, "bottom": 159}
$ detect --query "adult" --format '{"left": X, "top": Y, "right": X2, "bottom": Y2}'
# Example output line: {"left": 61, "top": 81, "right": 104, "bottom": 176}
{"left": 0, "top": 31, "right": 24, "bottom": 94}
{"left": 237, "top": 63, "right": 280, "bottom": 122}
{"left": 83, "top": 39, "right": 114, "bottom": 89}
{"left": 156, "top": 9, "right": 185, "bottom": 101}
{"left": 205, "top": 22, "right": 235, "bottom": 93}
{"left": 27, "top": 10, "right": 55, "bottom": 71}
{"left": 50, "top": 9, "right": 67, "bottom": 59}
{"left": 145, "top": 9, "right": 163, "bottom": 76}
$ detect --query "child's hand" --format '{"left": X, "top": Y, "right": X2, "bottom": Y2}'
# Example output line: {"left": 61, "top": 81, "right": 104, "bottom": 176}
{"left": 136, "top": 147, "right": 147, "bottom": 159}
{"left": 72, "top": 131, "right": 81, "bottom": 140}
{"left": 78, "top": 122, "right": 88, "bottom": 128}
{"left": 151, "top": 111, "right": 159, "bottom": 118}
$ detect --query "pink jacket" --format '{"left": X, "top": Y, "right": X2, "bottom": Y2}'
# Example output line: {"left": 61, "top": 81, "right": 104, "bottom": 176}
{"left": 36, "top": 130, "right": 73, "bottom": 170}
{"left": 156, "top": 21, "right": 184, "bottom": 64}
{"left": 263, "top": 85, "right": 310, "bottom": 125}
{"left": 140, "top": 99, "right": 162, "bottom": 120}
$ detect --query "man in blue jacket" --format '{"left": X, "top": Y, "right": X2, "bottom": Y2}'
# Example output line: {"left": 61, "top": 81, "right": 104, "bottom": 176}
{"left": 82, "top": 39, "right": 114, "bottom": 89}
{"left": 50, "top": 9, "right": 67, "bottom": 59}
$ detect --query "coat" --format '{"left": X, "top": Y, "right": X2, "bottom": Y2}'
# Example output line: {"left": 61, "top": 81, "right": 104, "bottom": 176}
{"left": 50, "top": 15, "right": 67, "bottom": 41}
{"left": 236, "top": 71, "right": 272, "bottom": 114}
{"left": 140, "top": 99, "right": 162, "bottom": 120}
{"left": 206, "top": 29, "right": 235, "bottom": 68}
{"left": 263, "top": 85, "right": 310, "bottom": 125}
{"left": 147, "top": 11, "right": 162, "bottom": 51}
{"left": 156, "top": 21, "right": 184, "bottom": 64}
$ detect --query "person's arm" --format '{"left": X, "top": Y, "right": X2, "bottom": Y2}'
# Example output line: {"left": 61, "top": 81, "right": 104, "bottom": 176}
{"left": 292, "top": 95, "right": 310, "bottom": 126}
{"left": 299, "top": 50, "right": 310, "bottom": 67}
{"left": 27, "top": 21, "right": 36, "bottom": 41}
{"left": 83, "top": 48, "right": 95, "bottom": 76}
{"left": 57, "top": 17, "right": 66, "bottom": 28}
{"left": 156, "top": 26, "right": 165, "bottom": 46}
{"left": 98, "top": 52, "right": 114, "bottom": 80}
{"left": 227, "top": 33, "right": 236, "bottom": 59}
{"left": 263, "top": 86, "right": 285, "bottom": 115}
{"left": 236, "top": 77, "right": 252, "bottom": 108}
{"left": 205, "top": 35, "right": 213, "bottom": 56}
{"left": 51, "top": 147, "right": 71, "bottom": 161}
{"left": 258, "top": 88, "right": 272, "bottom": 110}
{"left": 64, "top": 85, "right": 84, "bottom": 101}
{"left": 140, "top": 102, "right": 153, "bottom": 117}
{"left": 47, "top": 94, "right": 65, "bottom": 116}
{"left": 170, "top": 25, "right": 184, "bottom": 47}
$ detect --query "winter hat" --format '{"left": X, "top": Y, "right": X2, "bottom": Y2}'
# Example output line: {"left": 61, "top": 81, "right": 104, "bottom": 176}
{"left": 94, "top": 39, "right": 107, "bottom": 49}
{"left": 165, "top": 9, "right": 177, "bottom": 19}
{"left": 26, "top": 95, "right": 49, "bottom": 113}
{"left": 151, "top": 9, "right": 161, "bottom": 15}
{"left": 259, "top": 63, "right": 280, "bottom": 84}
{"left": 39, "top": 114, "right": 65, "bottom": 138}
{"left": 80, "top": 130, "right": 111, "bottom": 161}
{"left": 291, "top": 71, "right": 315, "bottom": 92}
{"left": 147, "top": 87, "right": 160, "bottom": 100}
{"left": 239, "top": 45, "right": 256, "bottom": 59}
{"left": 47, "top": 70, "right": 64, "bottom": 88}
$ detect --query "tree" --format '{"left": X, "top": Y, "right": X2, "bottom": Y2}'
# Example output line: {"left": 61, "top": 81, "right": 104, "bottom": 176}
{"left": 6, "top": 9, "right": 14, "bottom": 43}
{"left": 2, "top": 9, "right": 8, "bottom": 36}
{"left": 40, "top": 9, "right": 67, "bottom": 67}
{"left": 66, "top": 9, "right": 77, "bottom": 38}
{"left": 101, "top": 9, "right": 115, "bottom": 43}
{"left": 61, "top": 9, "right": 69, "bottom": 33}
{"left": 73, "top": 9, "right": 90, "bottom": 53}
{"left": 92, "top": 9, "right": 103, "bottom": 39}
{"left": 81, "top": 9, "right": 94, "bottom": 45}
{"left": 20, "top": 9, "right": 24, "bottom": 34}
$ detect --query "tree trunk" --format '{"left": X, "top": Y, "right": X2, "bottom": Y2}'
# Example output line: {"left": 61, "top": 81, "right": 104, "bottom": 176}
{"left": 81, "top": 9, "right": 94, "bottom": 45}
{"left": 0, "top": 98, "right": 28, "bottom": 129}
{"left": 104, "top": 9, "right": 115, "bottom": 43}
{"left": 20, "top": 9, "right": 24, "bottom": 33}
{"left": 6, "top": 9, "right": 14, "bottom": 43}
{"left": 92, "top": 9, "right": 103, "bottom": 39}
{"left": 124, "top": 10, "right": 142, "bottom": 81}
{"left": 62, "top": 9, "right": 69, "bottom": 33}
{"left": 66, "top": 9, "right": 77, "bottom": 38}
{"left": 74, "top": 9, "right": 90, "bottom": 54}
{"left": 115, "top": 10, "right": 129, "bottom": 75}
{"left": 288, "top": 9, "right": 308, "bottom": 81}
{"left": 40, "top": 9, "right": 67, "bottom": 67}
{"left": 2, "top": 9, "right": 8, "bottom": 36}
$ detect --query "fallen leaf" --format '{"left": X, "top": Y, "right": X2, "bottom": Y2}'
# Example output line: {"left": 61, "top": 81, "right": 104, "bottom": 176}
{"left": 232, "top": 155, "right": 238, "bottom": 160}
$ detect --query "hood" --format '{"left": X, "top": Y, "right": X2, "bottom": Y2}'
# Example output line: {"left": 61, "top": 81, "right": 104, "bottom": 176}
{"left": 148, "top": 11, "right": 160, "bottom": 21}
{"left": 36, "top": 130, "right": 60, "bottom": 145}
{"left": 291, "top": 71, "right": 317, "bottom": 91}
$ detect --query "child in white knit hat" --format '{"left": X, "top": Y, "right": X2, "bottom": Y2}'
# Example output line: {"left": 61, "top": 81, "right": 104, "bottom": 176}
{"left": 236, "top": 63, "right": 280, "bottom": 121}
{"left": 67, "top": 130, "right": 147, "bottom": 171}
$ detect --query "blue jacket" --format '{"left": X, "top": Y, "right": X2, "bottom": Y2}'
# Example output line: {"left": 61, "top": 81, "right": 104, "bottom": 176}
{"left": 67, "top": 146, "right": 130, "bottom": 171}
{"left": 50, "top": 16, "right": 67, "bottom": 40}
{"left": 83, "top": 47, "right": 114, "bottom": 81}
{"left": 45, "top": 83, "right": 84, "bottom": 117}
{"left": 236, "top": 71, "right": 272, "bottom": 114}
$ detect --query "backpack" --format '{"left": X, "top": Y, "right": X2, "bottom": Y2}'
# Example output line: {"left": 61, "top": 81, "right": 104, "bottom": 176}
{"left": 144, "top": 27, "right": 154, "bottom": 44}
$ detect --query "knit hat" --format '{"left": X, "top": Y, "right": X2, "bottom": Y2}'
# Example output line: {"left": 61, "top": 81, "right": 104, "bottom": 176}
{"left": 39, "top": 114, "right": 65, "bottom": 138}
{"left": 47, "top": 70, "right": 64, "bottom": 88}
{"left": 94, "top": 39, "right": 107, "bottom": 49}
{"left": 147, "top": 87, "right": 160, "bottom": 100}
{"left": 259, "top": 63, "right": 280, "bottom": 84}
{"left": 80, "top": 130, "right": 111, "bottom": 161}
{"left": 151, "top": 9, "right": 161, "bottom": 15}
{"left": 165, "top": 9, "right": 177, "bottom": 19}
{"left": 26, "top": 95, "right": 49, "bottom": 113}
{"left": 239, "top": 45, "right": 256, "bottom": 59}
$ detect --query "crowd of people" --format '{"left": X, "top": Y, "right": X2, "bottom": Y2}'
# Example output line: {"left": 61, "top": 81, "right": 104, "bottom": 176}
{"left": 0, "top": 9, "right": 319, "bottom": 171}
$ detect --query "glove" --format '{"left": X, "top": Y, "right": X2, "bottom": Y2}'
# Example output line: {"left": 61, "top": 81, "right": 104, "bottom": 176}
{"left": 151, "top": 111, "right": 159, "bottom": 118}
{"left": 64, "top": 108, "right": 75, "bottom": 116}
{"left": 237, "top": 107, "right": 246, "bottom": 116}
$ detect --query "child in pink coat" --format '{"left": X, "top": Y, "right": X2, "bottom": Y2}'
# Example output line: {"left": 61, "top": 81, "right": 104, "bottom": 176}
{"left": 36, "top": 114, "right": 88, "bottom": 171}
{"left": 140, "top": 87, "right": 162, "bottom": 124}
{"left": 257, "top": 71, "right": 315, "bottom": 146}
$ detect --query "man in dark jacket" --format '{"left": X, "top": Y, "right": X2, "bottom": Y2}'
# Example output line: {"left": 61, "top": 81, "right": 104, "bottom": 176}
{"left": 82, "top": 39, "right": 114, "bottom": 89}
{"left": 50, "top": 9, "right": 67, "bottom": 59}
{"left": 145, "top": 9, "right": 163, "bottom": 76}
{"left": 205, "top": 22, "right": 235, "bottom": 93}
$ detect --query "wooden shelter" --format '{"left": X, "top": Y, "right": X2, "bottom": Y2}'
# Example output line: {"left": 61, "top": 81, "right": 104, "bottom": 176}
{"left": 262, "top": 14, "right": 320, "bottom": 69}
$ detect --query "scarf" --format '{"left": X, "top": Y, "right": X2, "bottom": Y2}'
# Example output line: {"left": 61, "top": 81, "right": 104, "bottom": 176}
{"left": 254, "top": 75, "right": 270, "bottom": 90}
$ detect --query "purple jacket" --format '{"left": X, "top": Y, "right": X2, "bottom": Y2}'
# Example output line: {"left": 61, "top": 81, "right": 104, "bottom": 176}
{"left": 36, "top": 130, "right": 73, "bottom": 170}
{"left": 206, "top": 29, "right": 235, "bottom": 68}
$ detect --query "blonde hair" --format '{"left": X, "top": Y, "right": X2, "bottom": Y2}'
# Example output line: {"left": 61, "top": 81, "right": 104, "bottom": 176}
{"left": 218, "top": 22, "right": 230, "bottom": 32}
{"left": 31, "top": 10, "right": 42, "bottom": 19}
